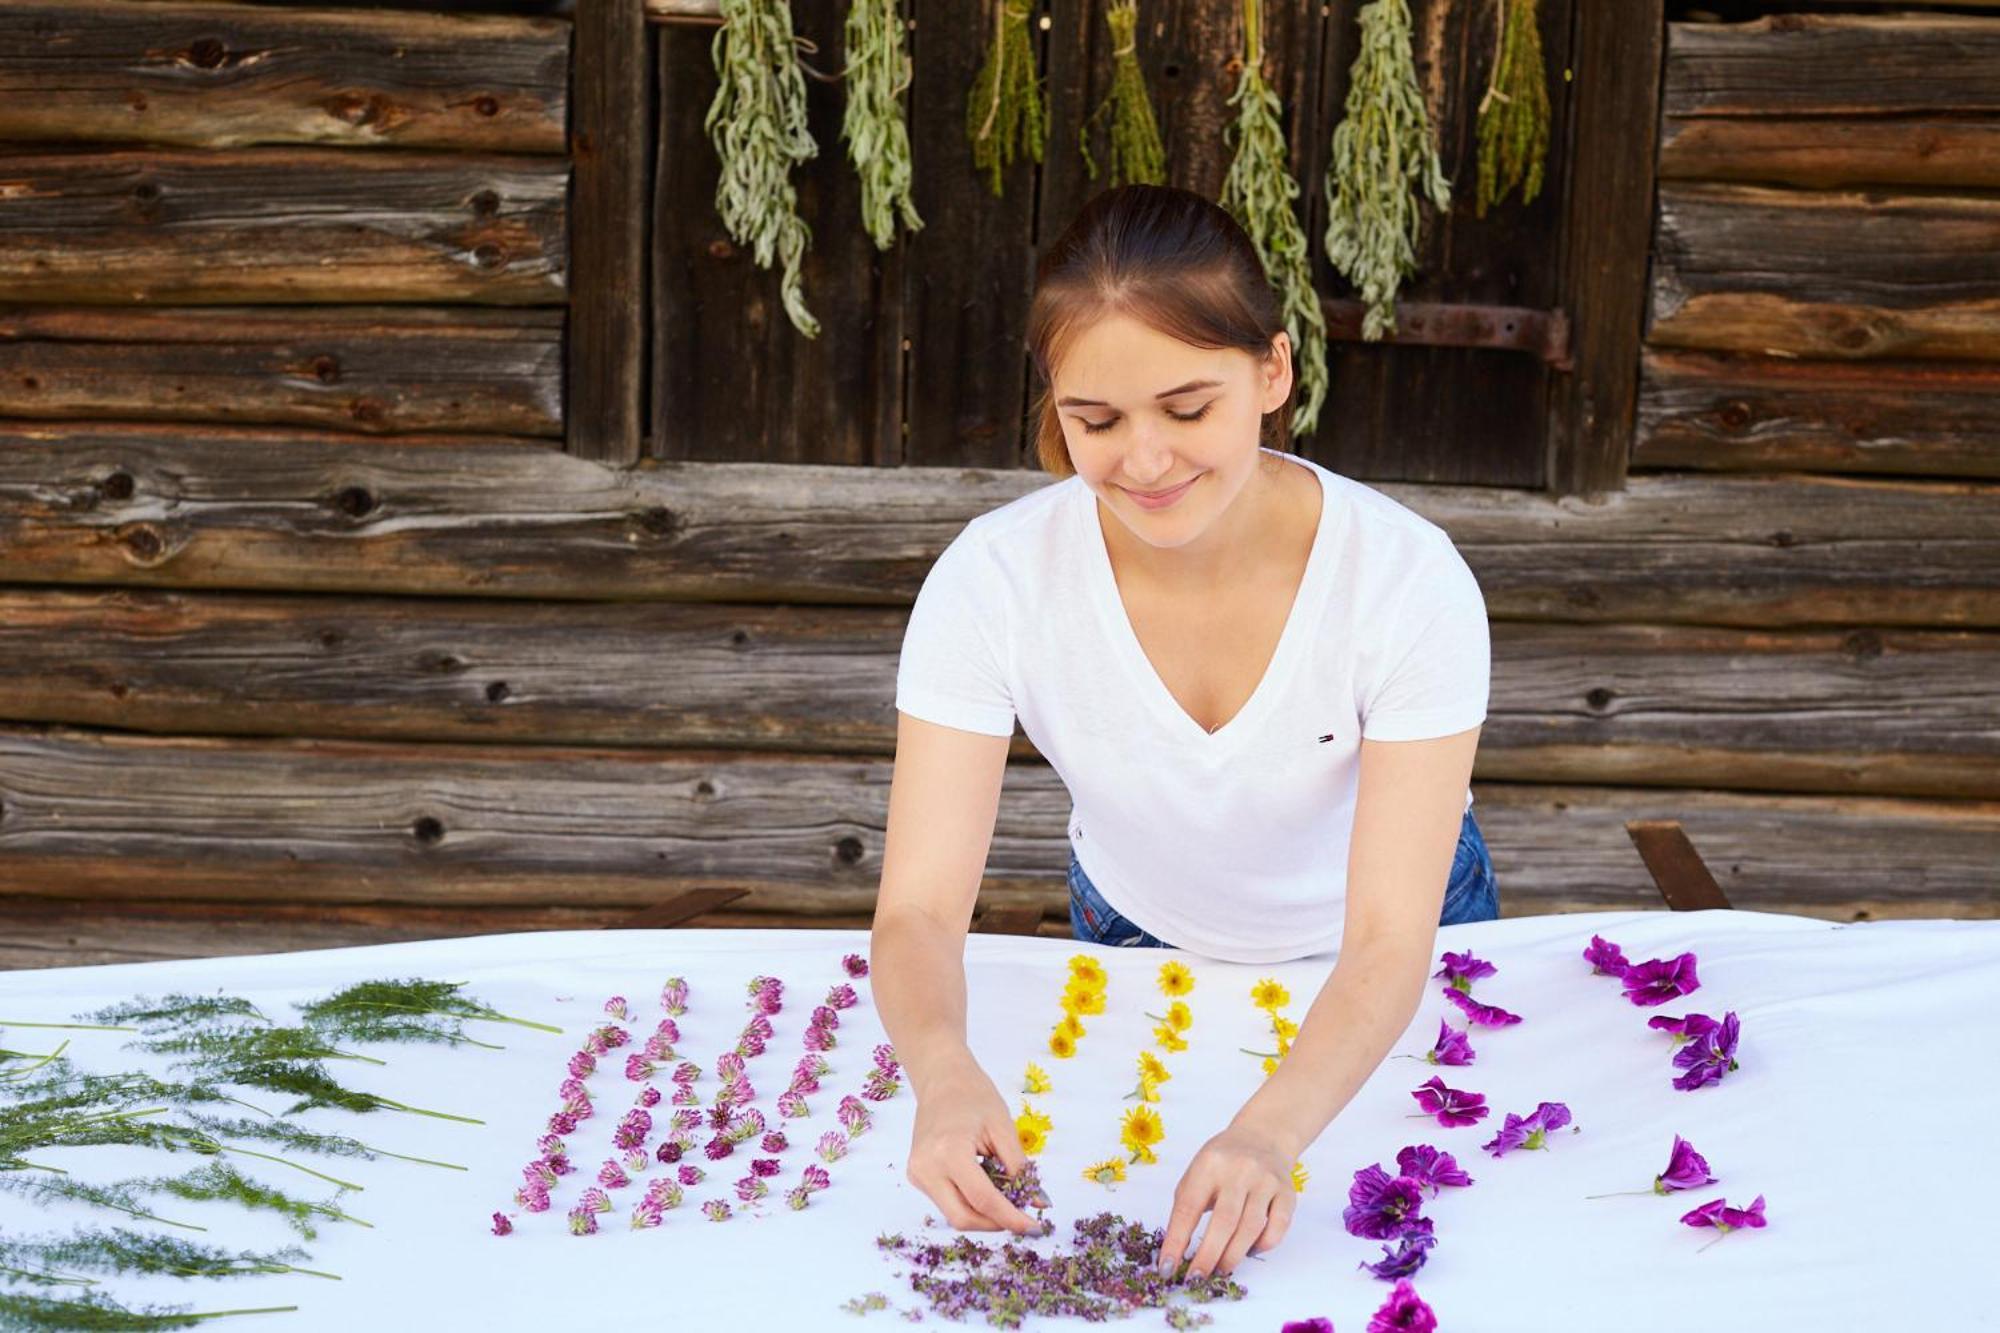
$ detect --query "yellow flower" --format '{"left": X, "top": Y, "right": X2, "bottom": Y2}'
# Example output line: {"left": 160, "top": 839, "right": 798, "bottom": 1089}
{"left": 1261, "top": 1055, "right": 1279, "bottom": 1077}
{"left": 1068, "top": 956, "right": 1108, "bottom": 989}
{"left": 1250, "top": 978, "right": 1291, "bottom": 1012}
{"left": 1016, "top": 1121, "right": 1047, "bottom": 1156}
{"left": 1130, "top": 1075, "right": 1160, "bottom": 1104}
{"left": 1291, "top": 1161, "right": 1309, "bottom": 1193}
{"left": 1083, "top": 1157, "right": 1127, "bottom": 1187}
{"left": 1273, "top": 1015, "right": 1299, "bottom": 1041}
{"left": 1164, "top": 1000, "right": 1193, "bottom": 1032}
{"left": 1022, "top": 1063, "right": 1052, "bottom": 1095}
{"left": 1276, "top": 1034, "right": 1292, "bottom": 1058}
{"left": 1049, "top": 1029, "right": 1077, "bottom": 1059}
{"left": 1017, "top": 1103, "right": 1052, "bottom": 1137}
{"left": 1057, "top": 1013, "right": 1087, "bottom": 1041}
{"left": 1063, "top": 980, "right": 1107, "bottom": 1016}
{"left": 1120, "top": 1104, "right": 1165, "bottom": 1163}
{"left": 1153, "top": 1023, "right": 1188, "bottom": 1054}
{"left": 1137, "top": 1051, "right": 1171, "bottom": 1086}
{"left": 1157, "top": 960, "right": 1195, "bottom": 997}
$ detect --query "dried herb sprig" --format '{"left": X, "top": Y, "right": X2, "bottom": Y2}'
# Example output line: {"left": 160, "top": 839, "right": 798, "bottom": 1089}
{"left": 706, "top": 0, "right": 822, "bottom": 338}
{"left": 294, "top": 979, "right": 559, "bottom": 1038}
{"left": 1323, "top": 0, "right": 1452, "bottom": 340}
{"left": 0, "top": 1228, "right": 338, "bottom": 1283}
{"left": 147, "top": 1163, "right": 370, "bottom": 1240}
{"left": 195, "top": 1060, "right": 480, "bottom": 1126}
{"left": 1473, "top": 0, "right": 1549, "bottom": 216}
{"left": 2, "top": 1038, "right": 71, "bottom": 1084}
{"left": 1079, "top": 0, "right": 1166, "bottom": 188}
{"left": 1219, "top": 0, "right": 1328, "bottom": 438}
{"left": 133, "top": 1027, "right": 385, "bottom": 1069}
{"left": 841, "top": 0, "right": 923, "bottom": 250}
{"left": 966, "top": 0, "right": 1046, "bottom": 198}
{"left": 178, "top": 1110, "right": 464, "bottom": 1176}
{"left": 0, "top": 1288, "right": 296, "bottom": 1328}
{"left": 80, "top": 996, "right": 272, "bottom": 1034}
{"left": 0, "top": 1171, "right": 207, "bottom": 1234}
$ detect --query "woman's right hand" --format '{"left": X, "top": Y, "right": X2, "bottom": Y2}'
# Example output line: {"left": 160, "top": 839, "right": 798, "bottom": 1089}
{"left": 905, "top": 1054, "right": 1044, "bottom": 1235}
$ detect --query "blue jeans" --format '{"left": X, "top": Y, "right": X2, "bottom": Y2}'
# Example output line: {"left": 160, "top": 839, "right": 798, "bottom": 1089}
{"left": 1068, "top": 805, "right": 1499, "bottom": 948}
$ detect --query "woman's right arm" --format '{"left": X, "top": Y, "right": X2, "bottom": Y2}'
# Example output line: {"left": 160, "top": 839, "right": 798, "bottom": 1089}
{"left": 869, "top": 708, "right": 1042, "bottom": 1234}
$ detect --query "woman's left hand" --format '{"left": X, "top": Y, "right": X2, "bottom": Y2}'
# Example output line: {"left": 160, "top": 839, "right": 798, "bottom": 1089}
{"left": 1154, "top": 1121, "right": 1298, "bottom": 1279}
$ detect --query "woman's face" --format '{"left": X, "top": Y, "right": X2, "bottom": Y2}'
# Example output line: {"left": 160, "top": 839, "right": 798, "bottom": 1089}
{"left": 1052, "top": 311, "right": 1292, "bottom": 552}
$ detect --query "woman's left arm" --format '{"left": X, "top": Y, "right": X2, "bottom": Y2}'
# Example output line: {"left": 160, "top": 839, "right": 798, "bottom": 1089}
{"left": 1154, "top": 723, "right": 1483, "bottom": 1279}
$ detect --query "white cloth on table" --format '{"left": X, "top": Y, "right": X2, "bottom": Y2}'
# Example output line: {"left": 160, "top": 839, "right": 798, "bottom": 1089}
{"left": 1, "top": 908, "right": 1993, "bottom": 1330}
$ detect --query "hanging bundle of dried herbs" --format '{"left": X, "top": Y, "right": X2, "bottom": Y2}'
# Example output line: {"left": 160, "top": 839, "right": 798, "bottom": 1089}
{"left": 707, "top": 0, "right": 823, "bottom": 338}
{"left": 1323, "top": 0, "right": 1452, "bottom": 340}
{"left": 0, "top": 1288, "right": 296, "bottom": 1329}
{"left": 0, "top": 1227, "right": 338, "bottom": 1284}
{"left": 841, "top": 0, "right": 923, "bottom": 250}
{"left": 293, "top": 978, "right": 560, "bottom": 1039}
{"left": 1218, "top": 0, "right": 1328, "bottom": 439}
{"left": 1079, "top": 0, "right": 1166, "bottom": 188}
{"left": 1474, "top": 0, "right": 1549, "bottom": 216}
{"left": 966, "top": 0, "right": 1047, "bottom": 198}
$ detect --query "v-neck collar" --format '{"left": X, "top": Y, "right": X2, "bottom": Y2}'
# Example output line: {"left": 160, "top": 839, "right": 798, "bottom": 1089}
{"left": 1075, "top": 449, "right": 1336, "bottom": 748}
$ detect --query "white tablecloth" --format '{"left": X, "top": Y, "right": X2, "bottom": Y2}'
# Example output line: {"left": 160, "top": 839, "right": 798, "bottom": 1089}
{"left": 3, "top": 909, "right": 1995, "bottom": 1331}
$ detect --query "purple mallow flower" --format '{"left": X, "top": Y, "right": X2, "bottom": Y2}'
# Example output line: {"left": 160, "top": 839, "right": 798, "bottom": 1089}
{"left": 1343, "top": 1165, "right": 1427, "bottom": 1240}
{"left": 1583, "top": 935, "right": 1629, "bottom": 977}
{"left": 1408, "top": 1076, "right": 1489, "bottom": 1127}
{"left": 1481, "top": 1101, "right": 1574, "bottom": 1157}
{"left": 1621, "top": 952, "right": 1701, "bottom": 1007}
{"left": 1367, "top": 1278, "right": 1437, "bottom": 1333}
{"left": 1394, "top": 1145, "right": 1473, "bottom": 1196}
{"left": 1359, "top": 1217, "right": 1436, "bottom": 1280}
{"left": 1681, "top": 1194, "right": 1767, "bottom": 1250}
{"left": 1671, "top": 1011, "right": 1742, "bottom": 1090}
{"left": 1440, "top": 987, "right": 1521, "bottom": 1028}
{"left": 1423, "top": 1020, "right": 1474, "bottom": 1067}
{"left": 1283, "top": 1322, "right": 1335, "bottom": 1333}
{"left": 1658, "top": 1134, "right": 1717, "bottom": 1192}
{"left": 1432, "top": 950, "right": 1497, "bottom": 993}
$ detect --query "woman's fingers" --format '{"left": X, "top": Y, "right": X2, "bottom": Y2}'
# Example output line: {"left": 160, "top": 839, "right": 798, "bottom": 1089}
{"left": 1186, "top": 1189, "right": 1246, "bottom": 1280}
{"left": 1249, "top": 1187, "right": 1297, "bottom": 1257}
{"left": 1155, "top": 1171, "right": 1216, "bottom": 1273}
{"left": 1216, "top": 1186, "right": 1276, "bottom": 1275}
{"left": 949, "top": 1153, "right": 1042, "bottom": 1235}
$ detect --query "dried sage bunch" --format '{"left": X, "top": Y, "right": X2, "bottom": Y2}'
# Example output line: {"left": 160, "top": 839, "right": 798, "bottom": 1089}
{"left": 1219, "top": 0, "right": 1328, "bottom": 439}
{"left": 1079, "top": 0, "right": 1166, "bottom": 188}
{"left": 1474, "top": 0, "right": 1549, "bottom": 216}
{"left": 707, "top": 0, "right": 822, "bottom": 337}
{"left": 1323, "top": 0, "right": 1452, "bottom": 340}
{"left": 841, "top": 0, "right": 923, "bottom": 249}
{"left": 966, "top": 0, "right": 1047, "bottom": 198}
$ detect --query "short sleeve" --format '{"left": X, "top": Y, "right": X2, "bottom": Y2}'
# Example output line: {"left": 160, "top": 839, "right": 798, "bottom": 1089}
{"left": 1360, "top": 537, "right": 1491, "bottom": 742}
{"left": 894, "top": 535, "right": 1017, "bottom": 737}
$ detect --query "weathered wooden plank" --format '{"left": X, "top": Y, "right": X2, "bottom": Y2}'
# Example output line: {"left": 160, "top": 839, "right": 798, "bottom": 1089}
{"left": 1650, "top": 182, "right": 2000, "bottom": 360}
{"left": 0, "top": 149, "right": 568, "bottom": 304}
{"left": 1, "top": 425, "right": 1997, "bottom": 625}
{"left": 1663, "top": 14, "right": 2000, "bottom": 118}
{"left": 1659, "top": 117, "right": 2000, "bottom": 191}
{"left": 1548, "top": 0, "right": 1664, "bottom": 496}
{"left": 0, "top": 1, "right": 569, "bottom": 153}
{"left": 0, "top": 306, "right": 563, "bottom": 437}
{"left": 2, "top": 590, "right": 1996, "bottom": 799}
{"left": 0, "top": 729, "right": 1991, "bottom": 924}
{"left": 567, "top": 0, "right": 647, "bottom": 465}
{"left": 1634, "top": 347, "right": 2000, "bottom": 478}
{"left": 647, "top": 0, "right": 904, "bottom": 465}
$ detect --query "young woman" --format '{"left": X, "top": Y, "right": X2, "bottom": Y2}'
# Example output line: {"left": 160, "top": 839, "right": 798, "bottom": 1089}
{"left": 869, "top": 184, "right": 1495, "bottom": 1283}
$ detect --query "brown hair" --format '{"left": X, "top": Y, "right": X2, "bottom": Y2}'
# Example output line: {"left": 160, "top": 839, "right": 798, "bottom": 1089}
{"left": 1025, "top": 183, "right": 1294, "bottom": 477}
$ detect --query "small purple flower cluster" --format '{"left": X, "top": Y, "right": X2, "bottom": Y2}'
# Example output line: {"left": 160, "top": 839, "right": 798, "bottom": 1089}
{"left": 1587, "top": 934, "right": 1744, "bottom": 1090}
{"left": 1481, "top": 1101, "right": 1573, "bottom": 1157}
{"left": 630, "top": 1175, "right": 685, "bottom": 1228}
{"left": 1281, "top": 1279, "right": 1440, "bottom": 1333}
{"left": 861, "top": 1043, "right": 904, "bottom": 1102}
{"left": 842, "top": 953, "right": 869, "bottom": 979}
{"left": 870, "top": 1210, "right": 1243, "bottom": 1325}
{"left": 1342, "top": 1145, "right": 1473, "bottom": 1279}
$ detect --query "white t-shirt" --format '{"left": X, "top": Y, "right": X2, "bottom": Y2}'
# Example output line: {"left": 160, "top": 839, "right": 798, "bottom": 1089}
{"left": 894, "top": 448, "right": 1490, "bottom": 963}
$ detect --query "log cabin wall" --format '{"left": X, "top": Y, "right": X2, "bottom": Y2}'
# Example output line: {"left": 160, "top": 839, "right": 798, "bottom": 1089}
{"left": 0, "top": 0, "right": 1994, "bottom": 969}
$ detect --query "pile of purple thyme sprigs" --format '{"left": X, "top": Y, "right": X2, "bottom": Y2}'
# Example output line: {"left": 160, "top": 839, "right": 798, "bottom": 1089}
{"left": 862, "top": 1160, "right": 1246, "bottom": 1328}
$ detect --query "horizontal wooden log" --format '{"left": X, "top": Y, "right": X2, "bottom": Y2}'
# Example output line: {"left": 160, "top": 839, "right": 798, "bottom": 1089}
{"left": 1633, "top": 347, "right": 2000, "bottom": 478}
{"left": 1663, "top": 15, "right": 2000, "bottom": 118}
{"left": 0, "top": 149, "right": 567, "bottom": 304}
{"left": 1650, "top": 182, "right": 2000, "bottom": 361}
{"left": 1659, "top": 117, "right": 2000, "bottom": 191}
{"left": 0, "top": 2, "right": 568, "bottom": 153}
{"left": 0, "top": 730, "right": 1990, "bottom": 963}
{"left": 2, "top": 424, "right": 1997, "bottom": 627}
{"left": 0, "top": 589, "right": 1996, "bottom": 800}
{"left": 0, "top": 306, "right": 564, "bottom": 436}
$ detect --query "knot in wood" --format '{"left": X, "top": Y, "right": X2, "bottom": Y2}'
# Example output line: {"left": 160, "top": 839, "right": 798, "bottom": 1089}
{"left": 99, "top": 470, "right": 135, "bottom": 501}
{"left": 333, "top": 485, "right": 376, "bottom": 518}
{"left": 636, "top": 506, "right": 679, "bottom": 539}
{"left": 412, "top": 815, "right": 445, "bottom": 845}
{"left": 1585, "top": 687, "right": 1615, "bottom": 711}
{"left": 119, "top": 523, "right": 166, "bottom": 563}
{"left": 484, "top": 680, "right": 511, "bottom": 702}
{"left": 833, "top": 835, "right": 866, "bottom": 866}
{"left": 474, "top": 95, "right": 501, "bottom": 117}
{"left": 187, "top": 37, "right": 228, "bottom": 70}
{"left": 1842, "top": 629, "right": 1884, "bottom": 661}
{"left": 1769, "top": 529, "right": 1797, "bottom": 549}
